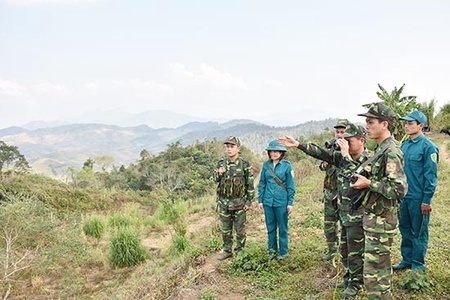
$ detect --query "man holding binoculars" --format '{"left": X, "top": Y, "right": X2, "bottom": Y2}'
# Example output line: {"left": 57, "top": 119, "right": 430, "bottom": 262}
{"left": 279, "top": 122, "right": 368, "bottom": 298}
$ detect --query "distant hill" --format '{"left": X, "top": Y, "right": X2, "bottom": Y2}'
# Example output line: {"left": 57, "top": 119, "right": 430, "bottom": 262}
{"left": 20, "top": 109, "right": 219, "bottom": 130}
{"left": 0, "top": 118, "right": 338, "bottom": 178}
{"left": 0, "top": 126, "right": 29, "bottom": 136}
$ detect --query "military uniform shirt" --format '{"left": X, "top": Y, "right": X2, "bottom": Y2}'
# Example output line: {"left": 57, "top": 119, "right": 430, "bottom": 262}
{"left": 214, "top": 157, "right": 255, "bottom": 209}
{"left": 401, "top": 133, "right": 439, "bottom": 204}
{"left": 258, "top": 159, "right": 296, "bottom": 207}
{"left": 363, "top": 136, "right": 408, "bottom": 234}
{"left": 297, "top": 142, "right": 367, "bottom": 225}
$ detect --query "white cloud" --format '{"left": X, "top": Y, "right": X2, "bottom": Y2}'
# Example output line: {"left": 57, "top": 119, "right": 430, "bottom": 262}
{"left": 84, "top": 82, "right": 97, "bottom": 90}
{"left": 0, "top": 0, "right": 99, "bottom": 6}
{"left": 0, "top": 79, "right": 28, "bottom": 97}
{"left": 263, "top": 79, "right": 285, "bottom": 88}
{"left": 110, "top": 79, "right": 173, "bottom": 94}
{"left": 168, "top": 63, "right": 249, "bottom": 90}
{"left": 32, "top": 83, "right": 69, "bottom": 94}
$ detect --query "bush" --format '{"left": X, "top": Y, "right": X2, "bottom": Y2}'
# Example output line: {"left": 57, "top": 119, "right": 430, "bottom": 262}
{"left": 172, "top": 234, "right": 191, "bottom": 253}
{"left": 109, "top": 213, "right": 132, "bottom": 229}
{"left": 109, "top": 227, "right": 148, "bottom": 268}
{"left": 83, "top": 215, "right": 106, "bottom": 239}
{"left": 399, "top": 270, "right": 434, "bottom": 292}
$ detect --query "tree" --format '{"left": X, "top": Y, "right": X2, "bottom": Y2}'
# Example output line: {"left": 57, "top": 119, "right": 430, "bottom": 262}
{"left": 95, "top": 155, "right": 115, "bottom": 172}
{"left": 434, "top": 103, "right": 450, "bottom": 131}
{"left": 83, "top": 158, "right": 95, "bottom": 170}
{"left": 139, "top": 149, "right": 152, "bottom": 161}
{"left": 419, "top": 99, "right": 437, "bottom": 131}
{"left": 375, "top": 84, "right": 420, "bottom": 140}
{"left": 0, "top": 141, "right": 30, "bottom": 176}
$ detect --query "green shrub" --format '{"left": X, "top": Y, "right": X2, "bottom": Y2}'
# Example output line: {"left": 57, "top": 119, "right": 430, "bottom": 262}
{"left": 302, "top": 211, "right": 322, "bottom": 228}
{"left": 173, "top": 221, "right": 187, "bottom": 236}
{"left": 83, "top": 215, "right": 106, "bottom": 239}
{"left": 229, "top": 242, "right": 280, "bottom": 274}
{"left": 200, "top": 289, "right": 217, "bottom": 300}
{"left": 109, "top": 227, "right": 148, "bottom": 268}
{"left": 206, "top": 235, "right": 222, "bottom": 252}
{"left": 172, "top": 234, "right": 191, "bottom": 253}
{"left": 109, "top": 213, "right": 132, "bottom": 229}
{"left": 399, "top": 270, "right": 434, "bottom": 292}
{"left": 0, "top": 195, "right": 59, "bottom": 248}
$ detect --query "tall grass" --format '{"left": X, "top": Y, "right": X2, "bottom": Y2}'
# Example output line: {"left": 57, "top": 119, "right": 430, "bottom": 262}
{"left": 109, "top": 226, "right": 149, "bottom": 268}
{"left": 83, "top": 215, "right": 106, "bottom": 239}
{"left": 1, "top": 134, "right": 450, "bottom": 299}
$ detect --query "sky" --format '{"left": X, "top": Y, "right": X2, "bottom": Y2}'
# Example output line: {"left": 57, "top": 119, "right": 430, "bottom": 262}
{"left": 1, "top": 0, "right": 450, "bottom": 129}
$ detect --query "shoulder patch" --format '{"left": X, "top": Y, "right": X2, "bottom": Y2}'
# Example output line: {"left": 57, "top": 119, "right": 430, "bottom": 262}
{"left": 430, "top": 153, "right": 438, "bottom": 163}
{"left": 386, "top": 162, "right": 397, "bottom": 174}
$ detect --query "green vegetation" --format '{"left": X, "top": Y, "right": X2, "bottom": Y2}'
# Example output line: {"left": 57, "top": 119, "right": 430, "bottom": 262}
{"left": 83, "top": 215, "right": 106, "bottom": 239}
{"left": 109, "top": 226, "right": 148, "bottom": 268}
{"left": 1, "top": 93, "right": 450, "bottom": 299}
{"left": 0, "top": 140, "right": 30, "bottom": 175}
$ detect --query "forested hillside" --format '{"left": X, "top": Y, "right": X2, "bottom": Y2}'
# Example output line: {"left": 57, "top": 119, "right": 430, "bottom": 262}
{"left": 0, "top": 118, "right": 338, "bottom": 179}
{"left": 0, "top": 133, "right": 449, "bottom": 299}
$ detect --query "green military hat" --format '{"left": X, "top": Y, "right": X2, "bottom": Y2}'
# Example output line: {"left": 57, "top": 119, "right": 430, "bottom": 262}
{"left": 400, "top": 110, "right": 428, "bottom": 125}
{"left": 224, "top": 136, "right": 241, "bottom": 147}
{"left": 357, "top": 102, "right": 397, "bottom": 123}
{"left": 334, "top": 119, "right": 349, "bottom": 128}
{"left": 265, "top": 140, "right": 287, "bottom": 152}
{"left": 343, "top": 123, "right": 366, "bottom": 138}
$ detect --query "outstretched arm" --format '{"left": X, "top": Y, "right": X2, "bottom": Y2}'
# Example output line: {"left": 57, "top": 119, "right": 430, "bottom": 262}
{"left": 278, "top": 136, "right": 300, "bottom": 148}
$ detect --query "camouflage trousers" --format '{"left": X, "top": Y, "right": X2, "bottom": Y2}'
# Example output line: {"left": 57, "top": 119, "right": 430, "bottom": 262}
{"left": 323, "top": 189, "right": 339, "bottom": 252}
{"left": 218, "top": 205, "right": 247, "bottom": 253}
{"left": 364, "top": 231, "right": 394, "bottom": 300}
{"left": 339, "top": 221, "right": 364, "bottom": 287}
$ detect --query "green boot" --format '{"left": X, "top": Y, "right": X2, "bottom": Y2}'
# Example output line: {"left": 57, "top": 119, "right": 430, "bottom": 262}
{"left": 321, "top": 249, "right": 336, "bottom": 261}
{"left": 216, "top": 251, "right": 233, "bottom": 261}
{"left": 342, "top": 284, "right": 362, "bottom": 298}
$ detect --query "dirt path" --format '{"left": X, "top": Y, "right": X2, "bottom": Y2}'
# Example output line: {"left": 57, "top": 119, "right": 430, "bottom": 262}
{"left": 142, "top": 214, "right": 215, "bottom": 253}
{"left": 439, "top": 139, "right": 449, "bottom": 163}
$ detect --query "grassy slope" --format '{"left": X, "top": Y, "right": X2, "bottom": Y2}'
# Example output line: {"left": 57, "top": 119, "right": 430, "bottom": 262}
{"left": 158, "top": 134, "right": 450, "bottom": 300}
{"left": 2, "top": 134, "right": 450, "bottom": 300}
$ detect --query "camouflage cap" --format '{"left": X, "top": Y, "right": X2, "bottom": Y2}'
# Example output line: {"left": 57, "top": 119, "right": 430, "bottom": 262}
{"left": 334, "top": 119, "right": 349, "bottom": 129}
{"left": 224, "top": 136, "right": 241, "bottom": 147}
{"left": 357, "top": 102, "right": 397, "bottom": 123}
{"left": 343, "top": 123, "right": 366, "bottom": 138}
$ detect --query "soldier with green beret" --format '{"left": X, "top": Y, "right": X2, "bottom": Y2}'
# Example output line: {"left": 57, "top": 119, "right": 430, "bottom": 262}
{"left": 214, "top": 136, "right": 255, "bottom": 260}
{"left": 353, "top": 102, "right": 408, "bottom": 300}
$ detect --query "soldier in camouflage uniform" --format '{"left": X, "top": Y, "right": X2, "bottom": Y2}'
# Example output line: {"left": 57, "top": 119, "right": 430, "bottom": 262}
{"left": 279, "top": 123, "right": 368, "bottom": 298}
{"left": 352, "top": 102, "right": 408, "bottom": 300}
{"left": 320, "top": 119, "right": 348, "bottom": 261}
{"left": 214, "top": 136, "right": 255, "bottom": 260}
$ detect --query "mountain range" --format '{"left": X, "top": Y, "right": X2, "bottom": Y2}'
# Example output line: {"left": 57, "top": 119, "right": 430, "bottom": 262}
{"left": 0, "top": 110, "right": 338, "bottom": 179}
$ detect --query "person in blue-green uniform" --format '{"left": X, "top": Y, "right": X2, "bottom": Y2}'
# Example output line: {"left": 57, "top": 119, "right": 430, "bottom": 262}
{"left": 393, "top": 110, "right": 439, "bottom": 272}
{"left": 214, "top": 136, "right": 255, "bottom": 261}
{"left": 258, "top": 140, "right": 296, "bottom": 260}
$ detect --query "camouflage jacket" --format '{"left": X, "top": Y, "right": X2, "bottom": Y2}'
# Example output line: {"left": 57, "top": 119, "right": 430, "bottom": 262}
{"left": 298, "top": 142, "right": 368, "bottom": 225}
{"left": 361, "top": 137, "right": 408, "bottom": 234}
{"left": 319, "top": 159, "right": 339, "bottom": 192}
{"left": 214, "top": 157, "right": 255, "bottom": 209}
